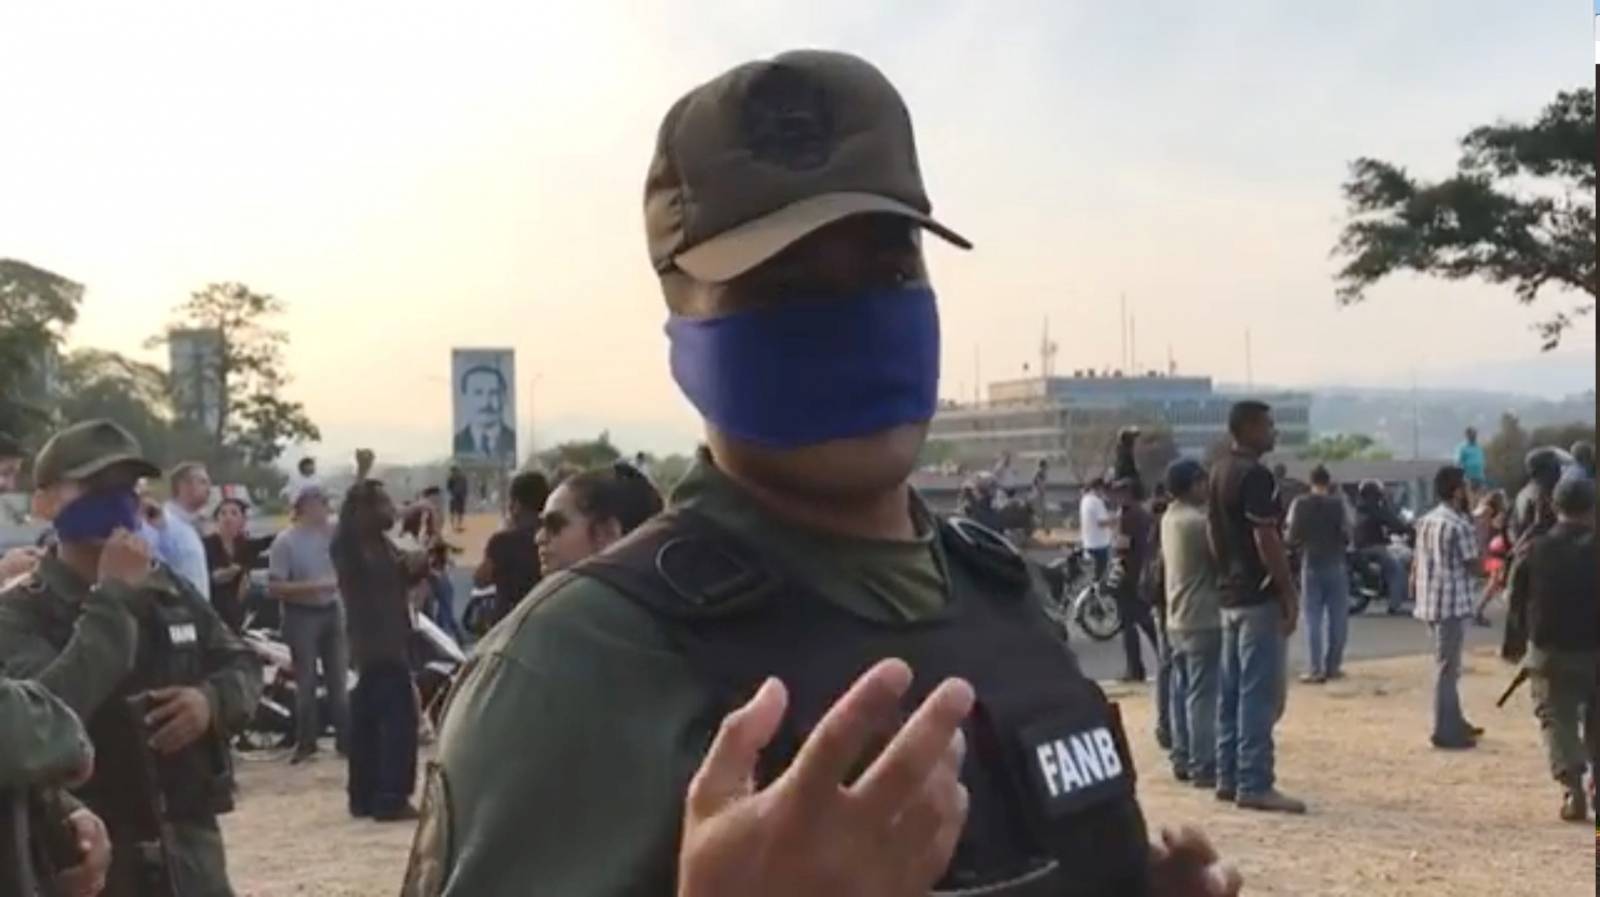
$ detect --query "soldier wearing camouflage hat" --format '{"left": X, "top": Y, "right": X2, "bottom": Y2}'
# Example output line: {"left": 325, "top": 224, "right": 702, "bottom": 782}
{"left": 405, "top": 50, "right": 1238, "bottom": 897}
{"left": 0, "top": 419, "right": 262, "bottom": 896}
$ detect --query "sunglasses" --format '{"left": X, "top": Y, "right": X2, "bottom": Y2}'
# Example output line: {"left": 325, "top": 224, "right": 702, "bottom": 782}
{"left": 539, "top": 510, "right": 570, "bottom": 536}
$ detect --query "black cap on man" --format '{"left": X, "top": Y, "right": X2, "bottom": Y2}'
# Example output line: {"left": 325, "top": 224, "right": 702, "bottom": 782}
{"left": 647, "top": 50, "right": 971, "bottom": 494}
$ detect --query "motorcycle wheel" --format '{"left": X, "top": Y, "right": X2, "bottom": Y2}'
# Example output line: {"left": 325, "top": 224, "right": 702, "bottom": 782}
{"left": 1349, "top": 589, "right": 1373, "bottom": 615}
{"left": 1073, "top": 585, "right": 1124, "bottom": 641}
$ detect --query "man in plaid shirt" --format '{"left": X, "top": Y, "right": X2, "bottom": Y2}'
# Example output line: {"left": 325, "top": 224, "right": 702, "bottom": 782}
{"left": 1412, "top": 465, "right": 1484, "bottom": 750}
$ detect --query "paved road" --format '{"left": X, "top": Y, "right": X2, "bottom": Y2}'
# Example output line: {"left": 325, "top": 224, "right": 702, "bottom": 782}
{"left": 446, "top": 567, "right": 1503, "bottom": 682}
{"left": 1066, "top": 604, "right": 1508, "bottom": 682}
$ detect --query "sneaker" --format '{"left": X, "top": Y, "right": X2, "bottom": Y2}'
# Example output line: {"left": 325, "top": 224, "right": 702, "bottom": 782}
{"left": 1299, "top": 673, "right": 1326, "bottom": 685}
{"left": 1561, "top": 778, "right": 1588, "bottom": 822}
{"left": 1560, "top": 791, "right": 1587, "bottom": 823}
{"left": 1430, "top": 735, "right": 1478, "bottom": 751}
{"left": 1155, "top": 730, "right": 1173, "bottom": 751}
{"left": 1463, "top": 722, "right": 1485, "bottom": 738}
{"left": 373, "top": 803, "right": 421, "bottom": 823}
{"left": 1214, "top": 785, "right": 1236, "bottom": 802}
{"left": 1326, "top": 670, "right": 1347, "bottom": 681}
{"left": 1172, "top": 766, "right": 1192, "bottom": 783}
{"left": 1236, "top": 789, "right": 1308, "bottom": 814}
{"left": 1192, "top": 776, "right": 1217, "bottom": 790}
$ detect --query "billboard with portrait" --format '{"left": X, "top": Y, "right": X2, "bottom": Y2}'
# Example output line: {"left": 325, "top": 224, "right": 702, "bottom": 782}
{"left": 451, "top": 349, "right": 517, "bottom": 466}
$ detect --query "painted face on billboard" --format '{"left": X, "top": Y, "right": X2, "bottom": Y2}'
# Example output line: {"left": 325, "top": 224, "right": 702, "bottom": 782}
{"left": 462, "top": 367, "right": 507, "bottom": 428}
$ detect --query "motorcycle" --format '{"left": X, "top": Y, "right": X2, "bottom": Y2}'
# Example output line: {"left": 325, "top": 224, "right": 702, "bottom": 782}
{"left": 1347, "top": 533, "right": 1416, "bottom": 615}
{"left": 412, "top": 610, "right": 466, "bottom": 729}
{"left": 1071, "top": 554, "right": 1126, "bottom": 641}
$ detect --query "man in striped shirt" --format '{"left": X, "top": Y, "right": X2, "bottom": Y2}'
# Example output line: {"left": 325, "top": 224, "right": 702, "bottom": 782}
{"left": 1412, "top": 465, "right": 1483, "bottom": 750}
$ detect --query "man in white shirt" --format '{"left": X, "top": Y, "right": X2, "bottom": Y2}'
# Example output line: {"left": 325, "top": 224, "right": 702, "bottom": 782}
{"left": 283, "top": 456, "right": 322, "bottom": 503}
{"left": 1079, "top": 477, "right": 1118, "bottom": 580}
{"left": 155, "top": 461, "right": 213, "bottom": 600}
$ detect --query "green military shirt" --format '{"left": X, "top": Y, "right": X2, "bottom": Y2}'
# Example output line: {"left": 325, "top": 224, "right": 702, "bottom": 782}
{"left": 0, "top": 678, "right": 88, "bottom": 789}
{"left": 0, "top": 555, "right": 262, "bottom": 897}
{"left": 407, "top": 458, "right": 952, "bottom": 897}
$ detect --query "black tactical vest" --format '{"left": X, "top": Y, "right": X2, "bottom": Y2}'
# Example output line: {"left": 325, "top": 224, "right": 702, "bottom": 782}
{"left": 34, "top": 570, "right": 235, "bottom": 830}
{"left": 576, "top": 509, "right": 1153, "bottom": 897}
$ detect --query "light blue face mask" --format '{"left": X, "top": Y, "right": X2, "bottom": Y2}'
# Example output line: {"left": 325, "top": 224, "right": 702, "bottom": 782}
{"left": 665, "top": 284, "right": 941, "bottom": 448}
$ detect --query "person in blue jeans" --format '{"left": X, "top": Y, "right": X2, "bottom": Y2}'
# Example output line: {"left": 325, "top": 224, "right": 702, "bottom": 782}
{"left": 1161, "top": 460, "right": 1224, "bottom": 786}
{"left": 1287, "top": 465, "right": 1353, "bottom": 683}
{"left": 1206, "top": 401, "right": 1307, "bottom": 814}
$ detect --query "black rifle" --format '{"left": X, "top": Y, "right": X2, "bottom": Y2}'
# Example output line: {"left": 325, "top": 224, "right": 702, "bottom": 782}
{"left": 109, "top": 694, "right": 180, "bottom": 897}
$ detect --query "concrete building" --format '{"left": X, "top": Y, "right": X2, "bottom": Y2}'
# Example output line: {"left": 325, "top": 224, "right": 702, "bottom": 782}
{"left": 927, "top": 372, "right": 1312, "bottom": 466}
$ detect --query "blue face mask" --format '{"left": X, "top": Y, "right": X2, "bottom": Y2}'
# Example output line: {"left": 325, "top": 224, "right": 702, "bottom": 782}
{"left": 666, "top": 284, "right": 941, "bottom": 449}
{"left": 53, "top": 489, "right": 141, "bottom": 543}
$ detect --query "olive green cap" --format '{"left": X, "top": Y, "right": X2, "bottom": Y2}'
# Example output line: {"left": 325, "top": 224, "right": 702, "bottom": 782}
{"left": 644, "top": 49, "right": 971, "bottom": 284}
{"left": 32, "top": 419, "right": 161, "bottom": 489}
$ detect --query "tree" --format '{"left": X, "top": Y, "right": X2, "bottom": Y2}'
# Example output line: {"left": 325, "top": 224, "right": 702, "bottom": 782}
{"left": 0, "top": 260, "right": 83, "bottom": 442}
{"left": 537, "top": 432, "right": 622, "bottom": 472}
{"left": 1132, "top": 427, "right": 1180, "bottom": 493}
{"left": 1333, "top": 88, "right": 1595, "bottom": 349}
{"left": 54, "top": 349, "right": 175, "bottom": 461}
{"left": 1298, "top": 433, "right": 1395, "bottom": 463}
{"left": 149, "top": 283, "right": 320, "bottom": 465}
{"left": 1484, "top": 413, "right": 1530, "bottom": 490}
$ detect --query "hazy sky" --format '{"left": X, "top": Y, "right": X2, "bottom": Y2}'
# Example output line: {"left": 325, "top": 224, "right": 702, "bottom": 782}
{"left": 3, "top": 1, "right": 1594, "bottom": 463}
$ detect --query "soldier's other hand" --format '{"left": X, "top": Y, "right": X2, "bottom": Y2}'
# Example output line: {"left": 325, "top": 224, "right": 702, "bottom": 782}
{"left": 678, "top": 659, "right": 974, "bottom": 897}
{"left": 97, "top": 529, "right": 153, "bottom": 590}
{"left": 0, "top": 546, "right": 41, "bottom": 582}
{"left": 1149, "top": 825, "right": 1243, "bottom": 897}
{"left": 54, "top": 808, "right": 110, "bottom": 897}
{"left": 145, "top": 686, "right": 213, "bottom": 755}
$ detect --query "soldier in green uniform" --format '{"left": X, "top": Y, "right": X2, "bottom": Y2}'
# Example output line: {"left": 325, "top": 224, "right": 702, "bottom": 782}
{"left": 404, "top": 51, "right": 1238, "bottom": 897}
{"left": 0, "top": 420, "right": 263, "bottom": 897}
{"left": 1, "top": 677, "right": 113, "bottom": 897}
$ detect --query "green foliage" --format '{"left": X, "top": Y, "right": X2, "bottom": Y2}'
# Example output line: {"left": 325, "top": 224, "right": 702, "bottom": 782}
{"left": 537, "top": 431, "right": 622, "bottom": 472}
{"left": 0, "top": 260, "right": 83, "bottom": 444}
{"left": 645, "top": 453, "right": 694, "bottom": 492}
{"left": 1298, "top": 433, "right": 1394, "bottom": 462}
{"left": 1334, "top": 88, "right": 1596, "bottom": 349}
{"left": 1133, "top": 427, "right": 1180, "bottom": 492}
{"left": 1484, "top": 413, "right": 1530, "bottom": 490}
{"left": 149, "top": 282, "right": 321, "bottom": 465}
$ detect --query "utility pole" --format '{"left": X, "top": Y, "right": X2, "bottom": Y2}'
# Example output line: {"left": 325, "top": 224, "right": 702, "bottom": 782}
{"left": 1245, "top": 328, "right": 1255, "bottom": 391}
{"left": 1119, "top": 294, "right": 1128, "bottom": 371}
{"left": 1411, "top": 370, "right": 1421, "bottom": 461}
{"left": 1130, "top": 314, "right": 1138, "bottom": 374}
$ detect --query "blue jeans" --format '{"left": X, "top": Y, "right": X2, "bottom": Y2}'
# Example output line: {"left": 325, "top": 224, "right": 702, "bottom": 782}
{"left": 1428, "top": 618, "right": 1470, "bottom": 742}
{"left": 1155, "top": 620, "right": 1173, "bottom": 745}
{"left": 1362, "top": 545, "right": 1407, "bottom": 611}
{"left": 1301, "top": 559, "right": 1350, "bottom": 678}
{"left": 1217, "top": 603, "right": 1285, "bottom": 797}
{"left": 1169, "top": 628, "right": 1223, "bottom": 782}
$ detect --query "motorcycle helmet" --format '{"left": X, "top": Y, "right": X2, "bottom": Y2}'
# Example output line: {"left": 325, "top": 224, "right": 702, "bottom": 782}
{"left": 1358, "top": 480, "right": 1385, "bottom": 503}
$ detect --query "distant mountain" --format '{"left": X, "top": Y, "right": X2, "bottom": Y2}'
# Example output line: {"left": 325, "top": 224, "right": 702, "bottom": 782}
{"left": 1305, "top": 387, "right": 1595, "bottom": 459}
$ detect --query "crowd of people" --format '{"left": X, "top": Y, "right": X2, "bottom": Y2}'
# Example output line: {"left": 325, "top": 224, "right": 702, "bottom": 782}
{"left": 0, "top": 45, "right": 1592, "bottom": 897}
{"left": 1078, "top": 408, "right": 1597, "bottom": 823}
{"left": 0, "top": 416, "right": 669, "bottom": 894}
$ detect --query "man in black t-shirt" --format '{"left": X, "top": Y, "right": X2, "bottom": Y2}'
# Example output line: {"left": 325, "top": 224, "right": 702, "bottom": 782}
{"left": 446, "top": 467, "right": 470, "bottom": 532}
{"left": 1206, "top": 401, "right": 1306, "bottom": 815}
{"left": 474, "top": 471, "right": 550, "bottom": 621}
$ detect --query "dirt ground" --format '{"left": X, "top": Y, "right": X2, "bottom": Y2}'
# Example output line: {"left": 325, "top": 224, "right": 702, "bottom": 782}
{"left": 222, "top": 647, "right": 1594, "bottom": 897}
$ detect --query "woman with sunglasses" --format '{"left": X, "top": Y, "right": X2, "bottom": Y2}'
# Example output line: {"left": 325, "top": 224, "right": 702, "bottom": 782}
{"left": 536, "top": 462, "right": 665, "bottom": 574}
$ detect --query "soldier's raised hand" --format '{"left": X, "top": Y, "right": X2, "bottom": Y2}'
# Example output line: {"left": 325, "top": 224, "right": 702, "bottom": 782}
{"left": 678, "top": 659, "right": 973, "bottom": 897}
{"left": 96, "top": 528, "right": 153, "bottom": 590}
